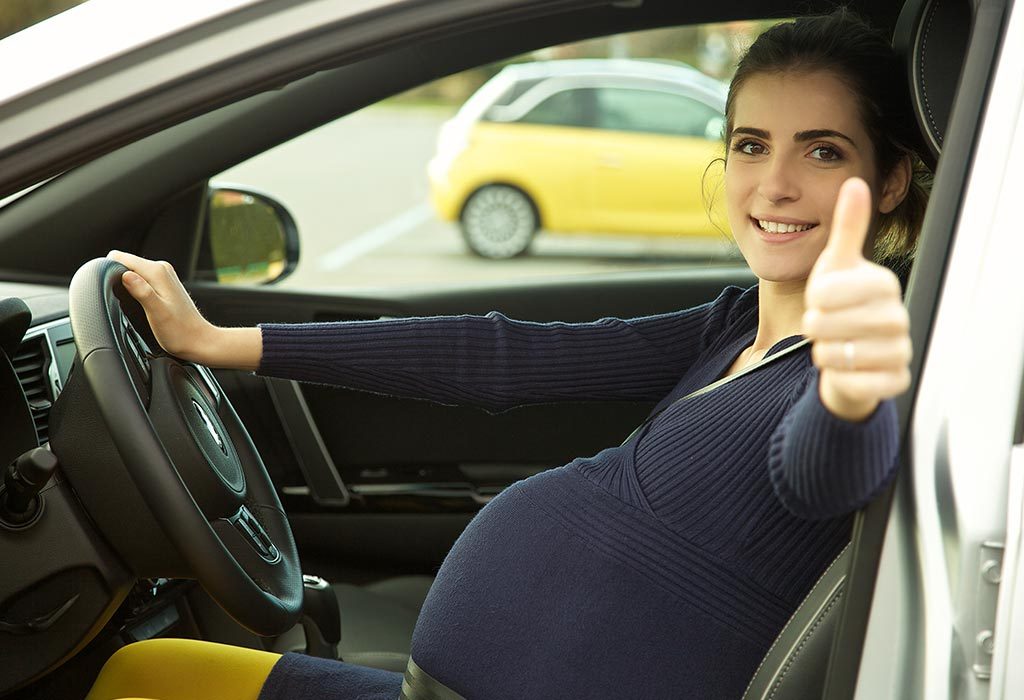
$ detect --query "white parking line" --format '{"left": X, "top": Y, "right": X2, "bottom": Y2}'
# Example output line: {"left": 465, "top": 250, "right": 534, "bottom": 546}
{"left": 318, "top": 201, "right": 434, "bottom": 271}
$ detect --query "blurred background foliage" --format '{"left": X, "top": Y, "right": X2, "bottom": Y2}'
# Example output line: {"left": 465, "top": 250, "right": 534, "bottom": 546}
{"left": 0, "top": 0, "right": 87, "bottom": 40}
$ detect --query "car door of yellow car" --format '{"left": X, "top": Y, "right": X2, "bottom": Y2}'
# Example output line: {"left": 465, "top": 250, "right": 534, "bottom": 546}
{"left": 449, "top": 87, "right": 598, "bottom": 234}
{"left": 586, "top": 87, "right": 726, "bottom": 239}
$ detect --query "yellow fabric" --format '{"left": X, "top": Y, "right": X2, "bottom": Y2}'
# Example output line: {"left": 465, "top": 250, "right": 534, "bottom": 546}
{"left": 86, "top": 639, "right": 281, "bottom": 700}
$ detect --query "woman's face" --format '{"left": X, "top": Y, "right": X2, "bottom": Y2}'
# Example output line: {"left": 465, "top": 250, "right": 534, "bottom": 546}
{"left": 724, "top": 70, "right": 899, "bottom": 284}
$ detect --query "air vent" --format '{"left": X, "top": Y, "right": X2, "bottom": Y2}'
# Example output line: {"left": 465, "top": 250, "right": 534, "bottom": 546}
{"left": 13, "top": 335, "right": 52, "bottom": 446}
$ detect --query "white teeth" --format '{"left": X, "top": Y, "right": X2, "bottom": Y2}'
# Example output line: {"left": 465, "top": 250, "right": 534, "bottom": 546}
{"left": 757, "top": 219, "right": 814, "bottom": 233}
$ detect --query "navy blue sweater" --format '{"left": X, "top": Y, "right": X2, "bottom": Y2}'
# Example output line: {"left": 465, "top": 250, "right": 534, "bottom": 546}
{"left": 255, "top": 285, "right": 899, "bottom": 699}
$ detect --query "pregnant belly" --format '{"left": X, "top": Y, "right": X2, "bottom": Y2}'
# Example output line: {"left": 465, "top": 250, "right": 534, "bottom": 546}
{"left": 407, "top": 467, "right": 775, "bottom": 700}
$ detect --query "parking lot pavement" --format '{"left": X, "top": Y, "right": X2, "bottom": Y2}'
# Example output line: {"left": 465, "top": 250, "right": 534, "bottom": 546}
{"left": 215, "top": 105, "right": 741, "bottom": 293}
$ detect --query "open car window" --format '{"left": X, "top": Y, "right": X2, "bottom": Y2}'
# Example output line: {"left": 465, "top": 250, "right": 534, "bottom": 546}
{"left": 209, "top": 21, "right": 780, "bottom": 291}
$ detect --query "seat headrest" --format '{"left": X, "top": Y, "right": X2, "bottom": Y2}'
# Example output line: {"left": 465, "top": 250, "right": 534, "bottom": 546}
{"left": 893, "top": 0, "right": 973, "bottom": 170}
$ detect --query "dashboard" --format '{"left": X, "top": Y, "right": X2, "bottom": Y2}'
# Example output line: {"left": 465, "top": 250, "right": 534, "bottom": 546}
{"left": 0, "top": 284, "right": 191, "bottom": 696}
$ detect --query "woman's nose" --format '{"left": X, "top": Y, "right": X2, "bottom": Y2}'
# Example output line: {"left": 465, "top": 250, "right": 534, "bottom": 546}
{"left": 757, "top": 158, "right": 800, "bottom": 204}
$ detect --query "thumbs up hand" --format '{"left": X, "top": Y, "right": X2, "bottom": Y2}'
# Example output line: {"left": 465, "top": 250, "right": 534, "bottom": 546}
{"left": 802, "top": 177, "right": 912, "bottom": 422}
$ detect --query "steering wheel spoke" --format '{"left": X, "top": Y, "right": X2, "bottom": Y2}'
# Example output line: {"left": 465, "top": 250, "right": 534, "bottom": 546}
{"left": 224, "top": 504, "right": 282, "bottom": 564}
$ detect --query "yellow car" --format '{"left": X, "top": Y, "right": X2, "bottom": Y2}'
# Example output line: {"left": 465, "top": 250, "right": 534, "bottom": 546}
{"left": 428, "top": 59, "right": 729, "bottom": 258}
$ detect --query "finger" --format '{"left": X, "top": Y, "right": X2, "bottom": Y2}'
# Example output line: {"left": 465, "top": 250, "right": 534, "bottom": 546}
{"left": 121, "top": 270, "right": 159, "bottom": 306}
{"left": 107, "top": 251, "right": 176, "bottom": 292}
{"left": 803, "top": 302, "right": 909, "bottom": 340}
{"left": 820, "top": 367, "right": 912, "bottom": 403}
{"left": 805, "top": 265, "right": 902, "bottom": 311}
{"left": 108, "top": 250, "right": 154, "bottom": 271}
{"left": 815, "top": 177, "right": 872, "bottom": 271}
{"left": 812, "top": 337, "right": 912, "bottom": 371}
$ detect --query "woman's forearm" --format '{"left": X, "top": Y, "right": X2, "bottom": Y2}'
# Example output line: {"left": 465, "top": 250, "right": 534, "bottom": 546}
{"left": 204, "top": 326, "right": 264, "bottom": 372}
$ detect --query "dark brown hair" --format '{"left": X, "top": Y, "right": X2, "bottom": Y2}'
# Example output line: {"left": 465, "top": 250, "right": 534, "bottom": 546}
{"left": 721, "top": 8, "right": 930, "bottom": 267}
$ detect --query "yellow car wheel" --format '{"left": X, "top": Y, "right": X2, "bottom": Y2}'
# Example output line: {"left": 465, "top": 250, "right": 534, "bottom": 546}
{"left": 460, "top": 185, "right": 538, "bottom": 259}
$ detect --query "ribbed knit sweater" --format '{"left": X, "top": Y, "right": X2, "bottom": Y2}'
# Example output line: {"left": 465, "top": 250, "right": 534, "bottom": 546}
{"left": 255, "top": 285, "right": 900, "bottom": 700}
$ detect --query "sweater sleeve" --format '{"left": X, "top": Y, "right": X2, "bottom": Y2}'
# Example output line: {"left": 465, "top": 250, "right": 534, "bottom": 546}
{"left": 255, "top": 286, "right": 751, "bottom": 413}
{"left": 767, "top": 371, "right": 900, "bottom": 520}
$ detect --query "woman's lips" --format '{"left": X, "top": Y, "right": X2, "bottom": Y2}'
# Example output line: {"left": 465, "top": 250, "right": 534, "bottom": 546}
{"left": 750, "top": 217, "right": 817, "bottom": 243}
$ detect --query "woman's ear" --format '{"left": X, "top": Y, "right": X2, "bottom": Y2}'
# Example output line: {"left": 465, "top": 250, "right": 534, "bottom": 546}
{"left": 878, "top": 155, "right": 912, "bottom": 214}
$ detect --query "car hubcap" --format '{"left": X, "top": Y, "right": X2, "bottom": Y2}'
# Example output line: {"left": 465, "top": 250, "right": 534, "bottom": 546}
{"left": 463, "top": 186, "right": 536, "bottom": 258}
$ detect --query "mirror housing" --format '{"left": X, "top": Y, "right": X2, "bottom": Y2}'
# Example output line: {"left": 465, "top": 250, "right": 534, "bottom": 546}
{"left": 197, "top": 185, "right": 299, "bottom": 285}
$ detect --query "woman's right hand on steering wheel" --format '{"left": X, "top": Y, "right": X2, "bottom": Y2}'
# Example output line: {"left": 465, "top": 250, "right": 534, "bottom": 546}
{"left": 107, "top": 251, "right": 263, "bottom": 370}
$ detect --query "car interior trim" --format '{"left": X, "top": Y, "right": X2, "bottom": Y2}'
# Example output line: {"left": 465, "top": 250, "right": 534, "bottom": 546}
{"left": 349, "top": 483, "right": 494, "bottom": 506}
{"left": 265, "top": 377, "right": 351, "bottom": 506}
{"left": 21, "top": 318, "right": 74, "bottom": 416}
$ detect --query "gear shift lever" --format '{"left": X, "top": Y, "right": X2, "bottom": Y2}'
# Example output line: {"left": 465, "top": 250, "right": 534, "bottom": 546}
{"left": 1, "top": 448, "right": 58, "bottom": 526}
{"left": 301, "top": 574, "right": 341, "bottom": 659}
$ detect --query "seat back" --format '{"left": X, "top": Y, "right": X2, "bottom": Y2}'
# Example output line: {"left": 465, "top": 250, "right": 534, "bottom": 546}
{"left": 894, "top": 0, "right": 973, "bottom": 170}
{"left": 741, "top": 545, "right": 850, "bottom": 700}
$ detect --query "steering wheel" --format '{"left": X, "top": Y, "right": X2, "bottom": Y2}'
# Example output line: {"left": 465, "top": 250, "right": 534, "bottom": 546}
{"left": 66, "top": 258, "right": 303, "bottom": 636}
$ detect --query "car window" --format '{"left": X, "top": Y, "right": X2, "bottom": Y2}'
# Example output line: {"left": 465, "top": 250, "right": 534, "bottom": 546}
{"left": 517, "top": 88, "right": 595, "bottom": 128}
{"left": 596, "top": 88, "right": 722, "bottom": 139}
{"left": 481, "top": 78, "right": 545, "bottom": 119}
{"left": 212, "top": 21, "right": 781, "bottom": 292}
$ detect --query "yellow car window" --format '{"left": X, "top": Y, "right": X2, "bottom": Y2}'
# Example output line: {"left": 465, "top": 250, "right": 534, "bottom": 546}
{"left": 595, "top": 88, "right": 721, "bottom": 139}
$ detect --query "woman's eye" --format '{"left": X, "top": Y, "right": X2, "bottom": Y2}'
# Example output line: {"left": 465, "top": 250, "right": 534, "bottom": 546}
{"left": 810, "top": 145, "right": 842, "bottom": 161}
{"left": 733, "top": 140, "right": 766, "bottom": 156}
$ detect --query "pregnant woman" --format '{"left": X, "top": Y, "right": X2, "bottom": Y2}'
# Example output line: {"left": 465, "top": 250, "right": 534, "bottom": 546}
{"left": 94, "top": 9, "right": 926, "bottom": 700}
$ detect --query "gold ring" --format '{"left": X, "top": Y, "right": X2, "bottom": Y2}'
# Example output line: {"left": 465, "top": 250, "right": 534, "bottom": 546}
{"left": 843, "top": 341, "right": 855, "bottom": 370}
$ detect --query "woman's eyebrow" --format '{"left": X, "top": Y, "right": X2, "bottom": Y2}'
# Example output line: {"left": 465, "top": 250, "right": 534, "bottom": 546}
{"left": 731, "top": 127, "right": 770, "bottom": 139}
{"left": 794, "top": 129, "right": 857, "bottom": 148}
{"left": 731, "top": 127, "right": 858, "bottom": 149}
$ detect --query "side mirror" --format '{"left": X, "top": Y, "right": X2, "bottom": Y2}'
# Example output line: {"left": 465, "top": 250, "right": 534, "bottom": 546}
{"left": 196, "top": 185, "right": 300, "bottom": 285}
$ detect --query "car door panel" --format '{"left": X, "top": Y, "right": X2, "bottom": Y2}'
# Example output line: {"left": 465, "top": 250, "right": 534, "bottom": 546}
{"left": 588, "top": 130, "right": 723, "bottom": 235}
{"left": 458, "top": 122, "right": 592, "bottom": 229}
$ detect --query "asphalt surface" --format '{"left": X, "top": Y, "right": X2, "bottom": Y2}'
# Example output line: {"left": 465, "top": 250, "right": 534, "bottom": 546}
{"left": 216, "top": 105, "right": 741, "bottom": 293}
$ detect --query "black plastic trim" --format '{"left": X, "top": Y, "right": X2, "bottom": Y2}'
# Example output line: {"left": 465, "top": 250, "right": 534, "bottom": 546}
{"left": 265, "top": 378, "right": 351, "bottom": 506}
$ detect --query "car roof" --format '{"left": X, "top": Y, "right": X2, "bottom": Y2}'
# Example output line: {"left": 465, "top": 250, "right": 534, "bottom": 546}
{"left": 497, "top": 58, "right": 728, "bottom": 98}
{"left": 452, "top": 57, "right": 727, "bottom": 125}
{"left": 0, "top": 0, "right": 261, "bottom": 105}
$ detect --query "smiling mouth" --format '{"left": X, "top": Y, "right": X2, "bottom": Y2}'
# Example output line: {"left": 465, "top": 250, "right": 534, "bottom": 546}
{"left": 751, "top": 217, "right": 818, "bottom": 234}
